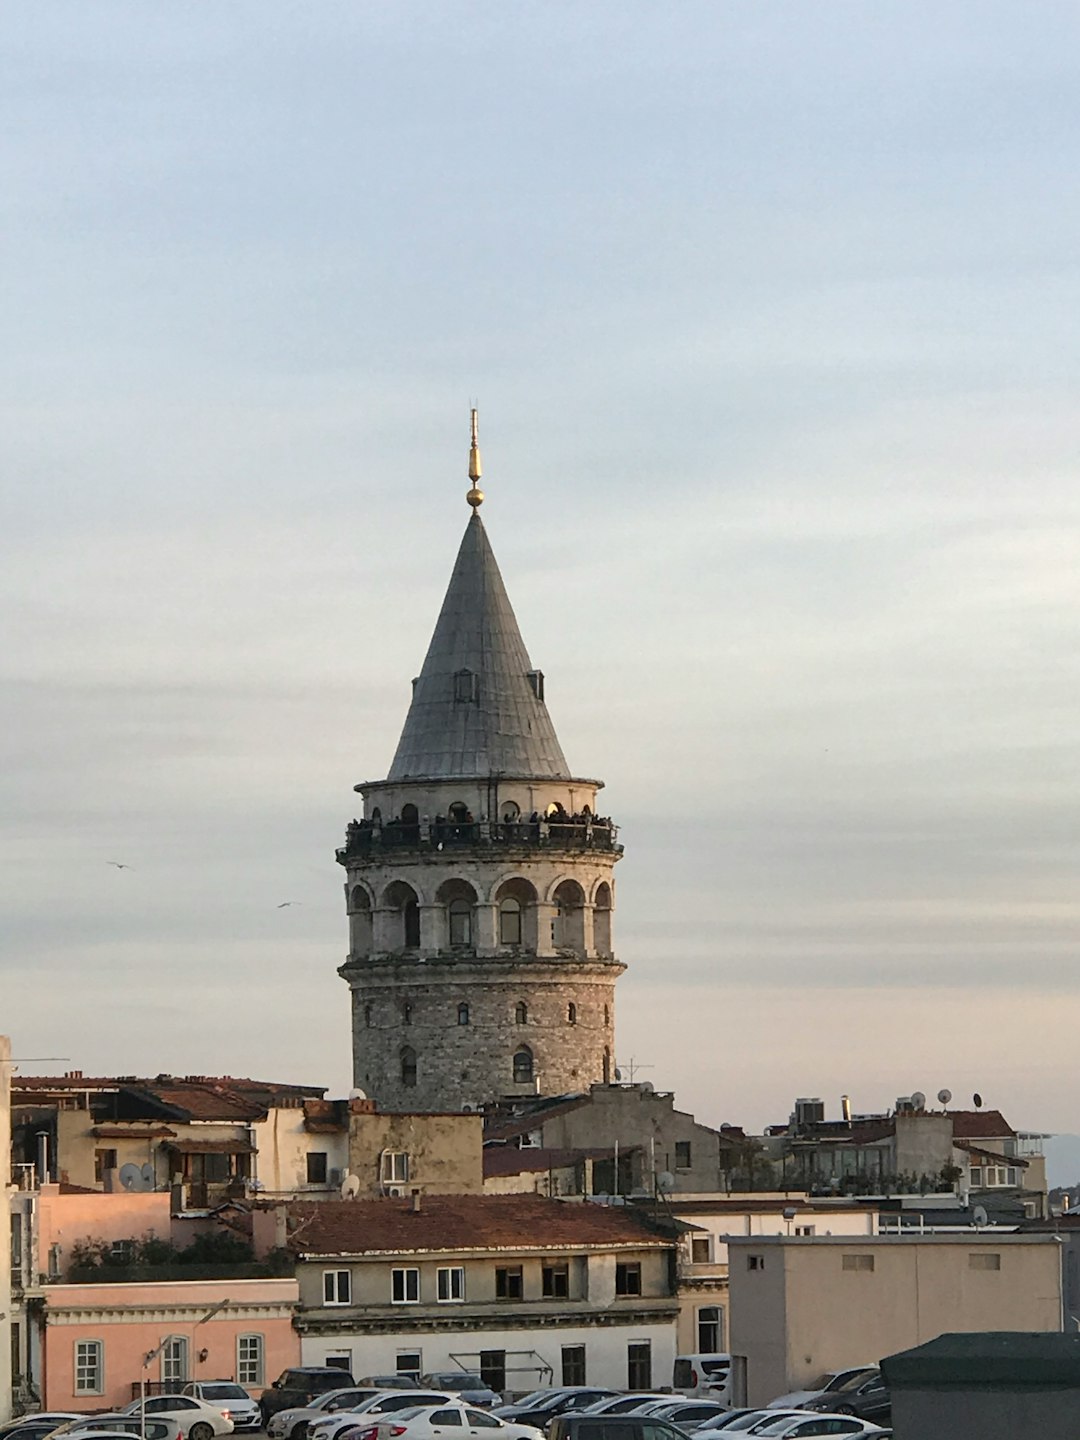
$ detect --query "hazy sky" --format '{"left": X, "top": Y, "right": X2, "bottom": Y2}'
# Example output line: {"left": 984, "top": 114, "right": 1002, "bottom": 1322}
{"left": 4, "top": 3, "right": 1080, "bottom": 1138}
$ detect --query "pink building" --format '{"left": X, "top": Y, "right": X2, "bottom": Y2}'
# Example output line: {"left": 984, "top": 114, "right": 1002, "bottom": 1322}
{"left": 13, "top": 1184, "right": 299, "bottom": 1411}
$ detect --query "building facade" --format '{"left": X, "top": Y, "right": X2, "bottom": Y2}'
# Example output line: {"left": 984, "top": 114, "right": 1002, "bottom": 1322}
{"left": 339, "top": 419, "right": 623, "bottom": 1111}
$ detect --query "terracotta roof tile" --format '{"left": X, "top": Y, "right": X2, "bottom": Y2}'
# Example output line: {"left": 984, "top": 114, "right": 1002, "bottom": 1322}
{"left": 287, "top": 1194, "right": 672, "bottom": 1257}
{"left": 482, "top": 1147, "right": 612, "bottom": 1178}
{"left": 951, "top": 1110, "right": 1015, "bottom": 1139}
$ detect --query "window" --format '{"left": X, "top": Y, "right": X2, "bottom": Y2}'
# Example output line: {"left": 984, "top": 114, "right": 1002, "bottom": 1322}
{"left": 747, "top": 1254, "right": 765, "bottom": 1271}
{"left": 437, "top": 1266, "right": 465, "bottom": 1302}
{"left": 627, "top": 1341, "right": 652, "bottom": 1390}
{"left": 495, "top": 1266, "right": 523, "bottom": 1300}
{"left": 48, "top": 1243, "right": 61, "bottom": 1279}
{"left": 396, "top": 1351, "right": 422, "bottom": 1382}
{"left": 75, "top": 1339, "right": 103, "bottom": 1395}
{"left": 690, "top": 1236, "right": 710, "bottom": 1263}
{"left": 392, "top": 1267, "right": 420, "bottom": 1303}
{"left": 604, "top": 1004, "right": 610, "bottom": 1025}
{"left": 500, "top": 899, "right": 522, "bottom": 945}
{"left": 513, "top": 1047, "right": 534, "bottom": 1084}
{"left": 364, "top": 1003, "right": 373, "bottom": 1027}
{"left": 465, "top": 1413, "right": 500, "bottom": 1430}
{"left": 94, "top": 1148, "right": 118, "bottom": 1183}
{"left": 383, "top": 1151, "right": 409, "bottom": 1183}
{"left": 429, "top": 1414, "right": 462, "bottom": 1428}
{"left": 457, "top": 1002, "right": 470, "bottom": 1026}
{"left": 453, "top": 669, "right": 477, "bottom": 703}
{"left": 567, "top": 1002, "right": 577, "bottom": 1025}
{"left": 11, "top": 1214, "right": 22, "bottom": 1267}
{"left": 404, "top": 901, "right": 421, "bottom": 948}
{"left": 323, "top": 1269, "right": 352, "bottom": 1305}
{"left": 697, "top": 1305, "right": 723, "bottom": 1352}
{"left": 162, "top": 1334, "right": 189, "bottom": 1386}
{"left": 674, "top": 1141, "right": 692, "bottom": 1170}
{"left": 562, "top": 1344, "right": 586, "bottom": 1386}
{"left": 969, "top": 1252, "right": 1002, "bottom": 1270}
{"left": 615, "top": 1261, "right": 642, "bottom": 1296}
{"left": 542, "top": 1262, "right": 570, "bottom": 1298}
{"left": 400, "top": 1047, "right": 417, "bottom": 1088}
{"left": 515, "top": 1001, "right": 528, "bottom": 1025}
{"left": 842, "top": 1254, "right": 875, "bottom": 1272}
{"left": 325, "top": 1353, "right": 352, "bottom": 1372}
{"left": 479, "top": 1351, "right": 506, "bottom": 1393}
{"left": 449, "top": 898, "right": 473, "bottom": 947}
{"left": 237, "top": 1334, "right": 264, "bottom": 1387}
{"left": 402, "top": 1000, "right": 413, "bottom": 1025}
{"left": 307, "top": 1152, "right": 328, "bottom": 1185}
{"left": 794, "top": 1224, "right": 816, "bottom": 1237}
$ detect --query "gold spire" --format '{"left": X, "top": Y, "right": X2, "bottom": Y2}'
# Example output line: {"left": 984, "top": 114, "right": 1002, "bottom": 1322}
{"left": 466, "top": 406, "right": 484, "bottom": 510}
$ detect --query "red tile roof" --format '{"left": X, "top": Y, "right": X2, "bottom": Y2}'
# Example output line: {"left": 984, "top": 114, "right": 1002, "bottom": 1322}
{"left": 287, "top": 1194, "right": 673, "bottom": 1257}
{"left": 951, "top": 1111, "right": 1015, "bottom": 1140}
{"left": 482, "top": 1147, "right": 612, "bottom": 1178}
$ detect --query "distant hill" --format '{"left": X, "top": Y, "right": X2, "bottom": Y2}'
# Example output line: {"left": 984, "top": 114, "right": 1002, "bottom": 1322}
{"left": 1044, "top": 1134, "right": 1080, "bottom": 1188}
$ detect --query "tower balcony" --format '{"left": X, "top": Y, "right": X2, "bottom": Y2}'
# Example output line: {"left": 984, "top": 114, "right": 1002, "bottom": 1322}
{"left": 337, "top": 816, "right": 622, "bottom": 864}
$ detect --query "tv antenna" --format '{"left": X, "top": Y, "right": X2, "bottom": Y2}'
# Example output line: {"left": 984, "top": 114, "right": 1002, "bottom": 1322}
{"left": 615, "top": 1057, "right": 654, "bottom": 1085}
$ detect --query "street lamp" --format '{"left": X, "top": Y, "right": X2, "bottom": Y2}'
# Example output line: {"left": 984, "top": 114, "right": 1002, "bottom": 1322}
{"left": 139, "top": 1300, "right": 230, "bottom": 1440}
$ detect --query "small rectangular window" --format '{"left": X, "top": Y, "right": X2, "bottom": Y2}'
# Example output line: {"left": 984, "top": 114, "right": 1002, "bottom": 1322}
{"left": 697, "top": 1305, "right": 723, "bottom": 1352}
{"left": 842, "top": 1254, "right": 875, "bottom": 1272}
{"left": 690, "top": 1236, "right": 710, "bottom": 1263}
{"left": 542, "top": 1262, "right": 570, "bottom": 1298}
{"left": 615, "top": 1262, "right": 642, "bottom": 1296}
{"left": 794, "top": 1225, "right": 816, "bottom": 1237}
{"left": 561, "top": 1344, "right": 586, "bottom": 1386}
{"left": 237, "top": 1334, "right": 264, "bottom": 1387}
{"left": 969, "top": 1252, "right": 1002, "bottom": 1270}
{"left": 627, "top": 1341, "right": 652, "bottom": 1390}
{"left": 75, "top": 1339, "right": 103, "bottom": 1395}
{"left": 392, "top": 1266, "right": 420, "bottom": 1303}
{"left": 396, "top": 1351, "right": 422, "bottom": 1381}
{"left": 747, "top": 1255, "right": 765, "bottom": 1271}
{"left": 480, "top": 1350, "right": 506, "bottom": 1393}
{"left": 94, "top": 1149, "right": 118, "bottom": 1183}
{"left": 307, "top": 1152, "right": 328, "bottom": 1184}
{"left": 674, "top": 1141, "right": 692, "bottom": 1170}
{"left": 383, "top": 1151, "right": 409, "bottom": 1183}
{"left": 495, "top": 1266, "right": 523, "bottom": 1300}
{"left": 323, "top": 1269, "right": 351, "bottom": 1305}
{"left": 437, "top": 1265, "right": 465, "bottom": 1302}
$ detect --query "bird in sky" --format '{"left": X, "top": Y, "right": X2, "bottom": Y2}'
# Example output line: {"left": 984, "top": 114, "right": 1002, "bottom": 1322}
{"left": 276, "top": 901, "right": 301, "bottom": 908}
{"left": 107, "top": 861, "right": 134, "bottom": 870}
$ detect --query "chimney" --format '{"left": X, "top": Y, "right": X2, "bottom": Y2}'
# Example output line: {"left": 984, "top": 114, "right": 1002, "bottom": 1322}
{"left": 411, "top": 1190, "right": 422, "bottom": 1213}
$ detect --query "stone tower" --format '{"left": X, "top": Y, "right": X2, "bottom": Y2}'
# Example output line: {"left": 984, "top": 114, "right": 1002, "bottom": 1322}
{"left": 337, "top": 416, "right": 624, "bottom": 1112}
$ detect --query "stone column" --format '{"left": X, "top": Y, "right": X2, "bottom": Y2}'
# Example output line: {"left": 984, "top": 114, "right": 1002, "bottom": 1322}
{"left": 474, "top": 903, "right": 497, "bottom": 952}
{"left": 419, "top": 904, "right": 441, "bottom": 951}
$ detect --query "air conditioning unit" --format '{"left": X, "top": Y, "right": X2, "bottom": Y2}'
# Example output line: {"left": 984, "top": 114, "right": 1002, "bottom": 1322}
{"left": 388, "top": 1185, "right": 405, "bottom": 1197}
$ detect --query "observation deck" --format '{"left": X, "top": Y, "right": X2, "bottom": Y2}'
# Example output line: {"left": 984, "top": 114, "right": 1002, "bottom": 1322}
{"left": 337, "top": 815, "right": 621, "bottom": 863}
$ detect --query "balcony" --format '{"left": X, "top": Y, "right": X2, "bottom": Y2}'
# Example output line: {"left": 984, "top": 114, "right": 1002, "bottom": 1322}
{"left": 338, "top": 817, "right": 621, "bottom": 862}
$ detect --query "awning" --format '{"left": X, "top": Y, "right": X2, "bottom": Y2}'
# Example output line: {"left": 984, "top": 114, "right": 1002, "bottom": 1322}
{"left": 166, "top": 1138, "right": 256, "bottom": 1155}
{"left": 92, "top": 1125, "right": 176, "bottom": 1140}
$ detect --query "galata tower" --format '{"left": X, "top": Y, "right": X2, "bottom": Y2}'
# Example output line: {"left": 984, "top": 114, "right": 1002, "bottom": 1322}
{"left": 338, "top": 414, "right": 624, "bottom": 1111}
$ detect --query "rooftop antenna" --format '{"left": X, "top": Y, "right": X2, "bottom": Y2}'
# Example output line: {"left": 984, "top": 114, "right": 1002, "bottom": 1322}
{"left": 466, "top": 407, "right": 484, "bottom": 511}
{"left": 615, "top": 1057, "right": 654, "bottom": 1085}
{"left": 937, "top": 1088, "right": 952, "bottom": 1108}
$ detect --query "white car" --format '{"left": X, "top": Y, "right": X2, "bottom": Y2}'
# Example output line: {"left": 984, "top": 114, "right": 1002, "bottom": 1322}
{"left": 182, "top": 1384, "right": 261, "bottom": 1434}
{"left": 51, "top": 1418, "right": 180, "bottom": 1440}
{"left": 697, "top": 1415, "right": 806, "bottom": 1436}
{"left": 577, "top": 1398, "right": 676, "bottom": 1418}
{"left": 748, "top": 1418, "right": 886, "bottom": 1438}
{"left": 362, "top": 1404, "right": 544, "bottom": 1440}
{"left": 309, "top": 1395, "right": 455, "bottom": 1440}
{"left": 121, "top": 1396, "right": 234, "bottom": 1440}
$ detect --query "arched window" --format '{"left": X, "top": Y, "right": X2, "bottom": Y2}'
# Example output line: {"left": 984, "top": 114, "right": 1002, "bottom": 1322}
{"left": 384, "top": 881, "right": 421, "bottom": 953}
{"left": 449, "top": 897, "right": 472, "bottom": 947}
{"left": 349, "top": 886, "right": 373, "bottom": 955}
{"left": 448, "top": 801, "right": 469, "bottom": 822}
{"left": 402, "top": 1000, "right": 413, "bottom": 1026}
{"left": 593, "top": 881, "right": 613, "bottom": 956}
{"left": 400, "top": 1047, "right": 417, "bottom": 1088}
{"left": 552, "top": 879, "right": 586, "bottom": 953}
{"left": 364, "top": 1004, "right": 373, "bottom": 1028}
{"left": 161, "top": 1334, "right": 189, "bottom": 1386}
{"left": 604, "top": 1003, "right": 610, "bottom": 1026}
{"left": 515, "top": 1001, "right": 528, "bottom": 1026}
{"left": 513, "top": 1047, "right": 534, "bottom": 1085}
{"left": 457, "top": 1002, "right": 470, "bottom": 1026}
{"left": 499, "top": 896, "right": 522, "bottom": 946}
{"left": 567, "top": 1001, "right": 577, "bottom": 1025}
{"left": 371, "top": 806, "right": 382, "bottom": 823}
{"left": 401, "top": 803, "right": 418, "bottom": 825}
{"left": 603, "top": 1047, "right": 612, "bottom": 1084}
{"left": 501, "top": 801, "right": 520, "bottom": 822}
{"left": 404, "top": 899, "right": 420, "bottom": 948}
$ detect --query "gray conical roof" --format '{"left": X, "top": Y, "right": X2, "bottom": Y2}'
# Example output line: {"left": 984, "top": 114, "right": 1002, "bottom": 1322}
{"left": 387, "top": 513, "right": 571, "bottom": 781}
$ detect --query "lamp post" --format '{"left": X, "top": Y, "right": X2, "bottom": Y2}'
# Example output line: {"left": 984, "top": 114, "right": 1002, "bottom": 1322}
{"left": 140, "top": 1299, "right": 230, "bottom": 1440}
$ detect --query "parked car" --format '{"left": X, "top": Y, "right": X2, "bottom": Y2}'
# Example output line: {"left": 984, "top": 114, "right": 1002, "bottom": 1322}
{"left": 748, "top": 1418, "right": 887, "bottom": 1438}
{"left": 0, "top": 1422, "right": 83, "bottom": 1440}
{"left": 493, "top": 1391, "right": 620, "bottom": 1430}
{"left": 686, "top": 1417, "right": 757, "bottom": 1433}
{"left": 576, "top": 1400, "right": 675, "bottom": 1419}
{"left": 766, "top": 1373, "right": 877, "bottom": 1413}
{"left": 182, "top": 1383, "right": 261, "bottom": 1433}
{"left": 51, "top": 1418, "right": 178, "bottom": 1440}
{"left": 0, "top": 1418, "right": 84, "bottom": 1439}
{"left": 672, "top": 1356, "right": 732, "bottom": 1402}
{"left": 120, "top": 1396, "right": 234, "bottom": 1440}
{"left": 797, "top": 1373, "right": 888, "bottom": 1424}
{"left": 357, "top": 1381, "right": 419, "bottom": 1392}
{"left": 269, "top": 1391, "right": 387, "bottom": 1440}
{"left": 632, "top": 1404, "right": 730, "bottom": 1432}
{"left": 262, "top": 1372, "right": 360, "bottom": 1427}
{"left": 419, "top": 1377, "right": 502, "bottom": 1408}
{"left": 357, "top": 1403, "right": 543, "bottom": 1440}
{"left": 695, "top": 1415, "right": 805, "bottom": 1436}
{"left": 309, "top": 1394, "right": 455, "bottom": 1440}
{"left": 547, "top": 1415, "right": 690, "bottom": 1440}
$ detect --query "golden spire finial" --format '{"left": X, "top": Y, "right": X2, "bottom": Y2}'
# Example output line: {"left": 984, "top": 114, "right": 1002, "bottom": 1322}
{"left": 466, "top": 406, "right": 484, "bottom": 510}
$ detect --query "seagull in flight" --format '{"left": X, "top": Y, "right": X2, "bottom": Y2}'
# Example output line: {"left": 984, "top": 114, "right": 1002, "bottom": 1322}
{"left": 277, "top": 901, "right": 301, "bottom": 908}
{"left": 107, "top": 861, "right": 135, "bottom": 870}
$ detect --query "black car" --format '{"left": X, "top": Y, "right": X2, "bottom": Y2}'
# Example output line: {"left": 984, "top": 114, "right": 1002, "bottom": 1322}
{"left": 549, "top": 1416, "right": 690, "bottom": 1440}
{"left": 261, "top": 1369, "right": 359, "bottom": 1424}
{"left": 802, "top": 1369, "right": 889, "bottom": 1421}
{"left": 494, "top": 1389, "right": 621, "bottom": 1428}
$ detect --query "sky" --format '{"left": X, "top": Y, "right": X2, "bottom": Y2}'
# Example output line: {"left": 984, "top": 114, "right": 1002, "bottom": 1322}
{"left": 3, "top": 3, "right": 1080, "bottom": 1148}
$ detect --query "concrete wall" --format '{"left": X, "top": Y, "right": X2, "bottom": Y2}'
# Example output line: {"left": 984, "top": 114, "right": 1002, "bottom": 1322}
{"left": 348, "top": 1110, "right": 483, "bottom": 1196}
{"left": 252, "top": 1108, "right": 348, "bottom": 1196}
{"left": 729, "top": 1235, "right": 1064, "bottom": 1407}
{"left": 40, "top": 1277, "right": 299, "bottom": 1411}
{"left": 893, "top": 1114, "right": 953, "bottom": 1180}
{"left": 35, "top": 1185, "right": 174, "bottom": 1278}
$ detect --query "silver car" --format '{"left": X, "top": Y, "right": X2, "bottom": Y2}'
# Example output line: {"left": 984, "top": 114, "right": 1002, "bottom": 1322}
{"left": 269, "top": 1392, "right": 387, "bottom": 1440}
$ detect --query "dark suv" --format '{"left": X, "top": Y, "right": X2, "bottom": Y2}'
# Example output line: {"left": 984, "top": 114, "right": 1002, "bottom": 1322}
{"left": 261, "top": 1369, "right": 358, "bottom": 1425}
{"left": 550, "top": 1417, "right": 690, "bottom": 1440}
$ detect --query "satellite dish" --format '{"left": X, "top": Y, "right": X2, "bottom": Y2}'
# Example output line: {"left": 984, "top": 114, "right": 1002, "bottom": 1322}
{"left": 973, "top": 1205, "right": 989, "bottom": 1229}
{"left": 640, "top": 1080, "right": 655, "bottom": 1093}
{"left": 349, "top": 1087, "right": 367, "bottom": 1101}
{"left": 656, "top": 1171, "right": 675, "bottom": 1194}
{"left": 340, "top": 1174, "right": 361, "bottom": 1200}
{"left": 119, "top": 1163, "right": 145, "bottom": 1192}
{"left": 937, "top": 1089, "right": 952, "bottom": 1107}
{"left": 614, "top": 1068, "right": 622, "bottom": 1082}
{"left": 973, "top": 1092, "right": 983, "bottom": 1109}
{"left": 140, "top": 1163, "right": 155, "bottom": 1187}
{"left": 911, "top": 1091, "right": 926, "bottom": 1111}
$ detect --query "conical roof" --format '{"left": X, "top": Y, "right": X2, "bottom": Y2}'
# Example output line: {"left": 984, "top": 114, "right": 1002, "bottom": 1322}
{"left": 387, "top": 513, "right": 571, "bottom": 781}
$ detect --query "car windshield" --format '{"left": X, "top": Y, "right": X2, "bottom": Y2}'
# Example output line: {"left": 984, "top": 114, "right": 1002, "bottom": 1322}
{"left": 716, "top": 1417, "right": 784, "bottom": 1434}
{"left": 817, "top": 1373, "right": 864, "bottom": 1393}
{"left": 511, "top": 1394, "right": 551, "bottom": 1409}
{"left": 388, "top": 1411, "right": 423, "bottom": 1422}
{"left": 202, "top": 1387, "right": 249, "bottom": 1401}
{"left": 752, "top": 1422, "right": 810, "bottom": 1438}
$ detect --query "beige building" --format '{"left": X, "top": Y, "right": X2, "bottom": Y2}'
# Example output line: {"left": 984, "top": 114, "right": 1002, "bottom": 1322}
{"left": 728, "top": 1233, "right": 1064, "bottom": 1407}
{"left": 347, "top": 1101, "right": 483, "bottom": 1196}
{"left": 283, "top": 1193, "right": 677, "bottom": 1393}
